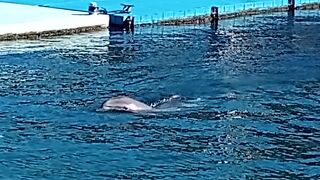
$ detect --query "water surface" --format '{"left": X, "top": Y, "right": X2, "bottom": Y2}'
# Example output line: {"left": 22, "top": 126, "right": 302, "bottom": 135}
{"left": 0, "top": 10, "right": 320, "bottom": 179}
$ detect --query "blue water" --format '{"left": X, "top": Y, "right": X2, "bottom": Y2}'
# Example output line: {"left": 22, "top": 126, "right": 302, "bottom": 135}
{"left": 2, "top": 0, "right": 319, "bottom": 23}
{"left": 0, "top": 10, "right": 320, "bottom": 179}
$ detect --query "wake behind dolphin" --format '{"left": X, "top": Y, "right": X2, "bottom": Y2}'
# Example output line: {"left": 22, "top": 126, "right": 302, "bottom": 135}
{"left": 100, "top": 95, "right": 187, "bottom": 112}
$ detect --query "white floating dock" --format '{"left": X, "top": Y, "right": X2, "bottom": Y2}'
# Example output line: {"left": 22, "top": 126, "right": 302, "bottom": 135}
{"left": 0, "top": 2, "right": 109, "bottom": 41}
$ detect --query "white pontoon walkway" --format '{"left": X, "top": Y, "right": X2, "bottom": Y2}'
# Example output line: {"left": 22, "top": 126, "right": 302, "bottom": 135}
{"left": 0, "top": 2, "right": 109, "bottom": 40}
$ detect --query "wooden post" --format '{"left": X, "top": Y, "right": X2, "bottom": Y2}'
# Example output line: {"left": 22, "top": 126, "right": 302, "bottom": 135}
{"left": 130, "top": 17, "right": 135, "bottom": 32}
{"left": 288, "top": 0, "right": 295, "bottom": 12}
{"left": 210, "top": 6, "right": 218, "bottom": 31}
{"left": 210, "top": 6, "right": 219, "bottom": 22}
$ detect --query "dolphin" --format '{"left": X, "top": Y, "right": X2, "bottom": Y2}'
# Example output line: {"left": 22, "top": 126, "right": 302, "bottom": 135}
{"left": 100, "top": 95, "right": 185, "bottom": 112}
{"left": 101, "top": 96, "right": 152, "bottom": 112}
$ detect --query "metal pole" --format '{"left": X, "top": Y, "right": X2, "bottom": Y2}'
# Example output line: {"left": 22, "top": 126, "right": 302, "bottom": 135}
{"left": 140, "top": 16, "right": 142, "bottom": 26}
{"left": 155, "top": 13, "right": 158, "bottom": 24}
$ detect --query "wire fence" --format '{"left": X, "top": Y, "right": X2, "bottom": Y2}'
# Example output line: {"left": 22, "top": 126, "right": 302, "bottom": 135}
{"left": 136, "top": 0, "right": 320, "bottom": 24}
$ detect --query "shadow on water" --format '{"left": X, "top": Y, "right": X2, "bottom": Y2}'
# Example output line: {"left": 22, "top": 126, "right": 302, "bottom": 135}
{"left": 0, "top": 10, "right": 319, "bottom": 179}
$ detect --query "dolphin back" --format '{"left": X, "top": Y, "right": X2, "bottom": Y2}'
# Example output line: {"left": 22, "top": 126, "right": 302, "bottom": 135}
{"left": 102, "top": 96, "right": 152, "bottom": 112}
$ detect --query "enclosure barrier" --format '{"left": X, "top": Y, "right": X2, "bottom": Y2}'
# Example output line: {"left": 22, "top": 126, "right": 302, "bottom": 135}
{"left": 136, "top": 0, "right": 320, "bottom": 26}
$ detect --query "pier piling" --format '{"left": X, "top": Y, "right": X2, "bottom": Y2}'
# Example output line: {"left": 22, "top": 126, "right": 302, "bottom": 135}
{"left": 288, "top": 0, "right": 295, "bottom": 12}
{"left": 210, "top": 6, "right": 219, "bottom": 22}
{"left": 210, "top": 6, "right": 219, "bottom": 31}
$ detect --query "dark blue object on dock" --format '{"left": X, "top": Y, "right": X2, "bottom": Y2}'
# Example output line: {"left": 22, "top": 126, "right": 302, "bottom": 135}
{"left": 88, "top": 2, "right": 98, "bottom": 15}
{"left": 108, "top": 3, "right": 135, "bottom": 32}
{"left": 109, "top": 14, "right": 134, "bottom": 31}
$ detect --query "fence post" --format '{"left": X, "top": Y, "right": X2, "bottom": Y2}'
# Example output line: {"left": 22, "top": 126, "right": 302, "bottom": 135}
{"left": 210, "top": 6, "right": 219, "bottom": 21}
{"left": 210, "top": 6, "right": 219, "bottom": 30}
{"left": 155, "top": 13, "right": 159, "bottom": 24}
{"left": 288, "top": 0, "right": 295, "bottom": 12}
{"left": 145, "top": 15, "right": 148, "bottom": 23}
